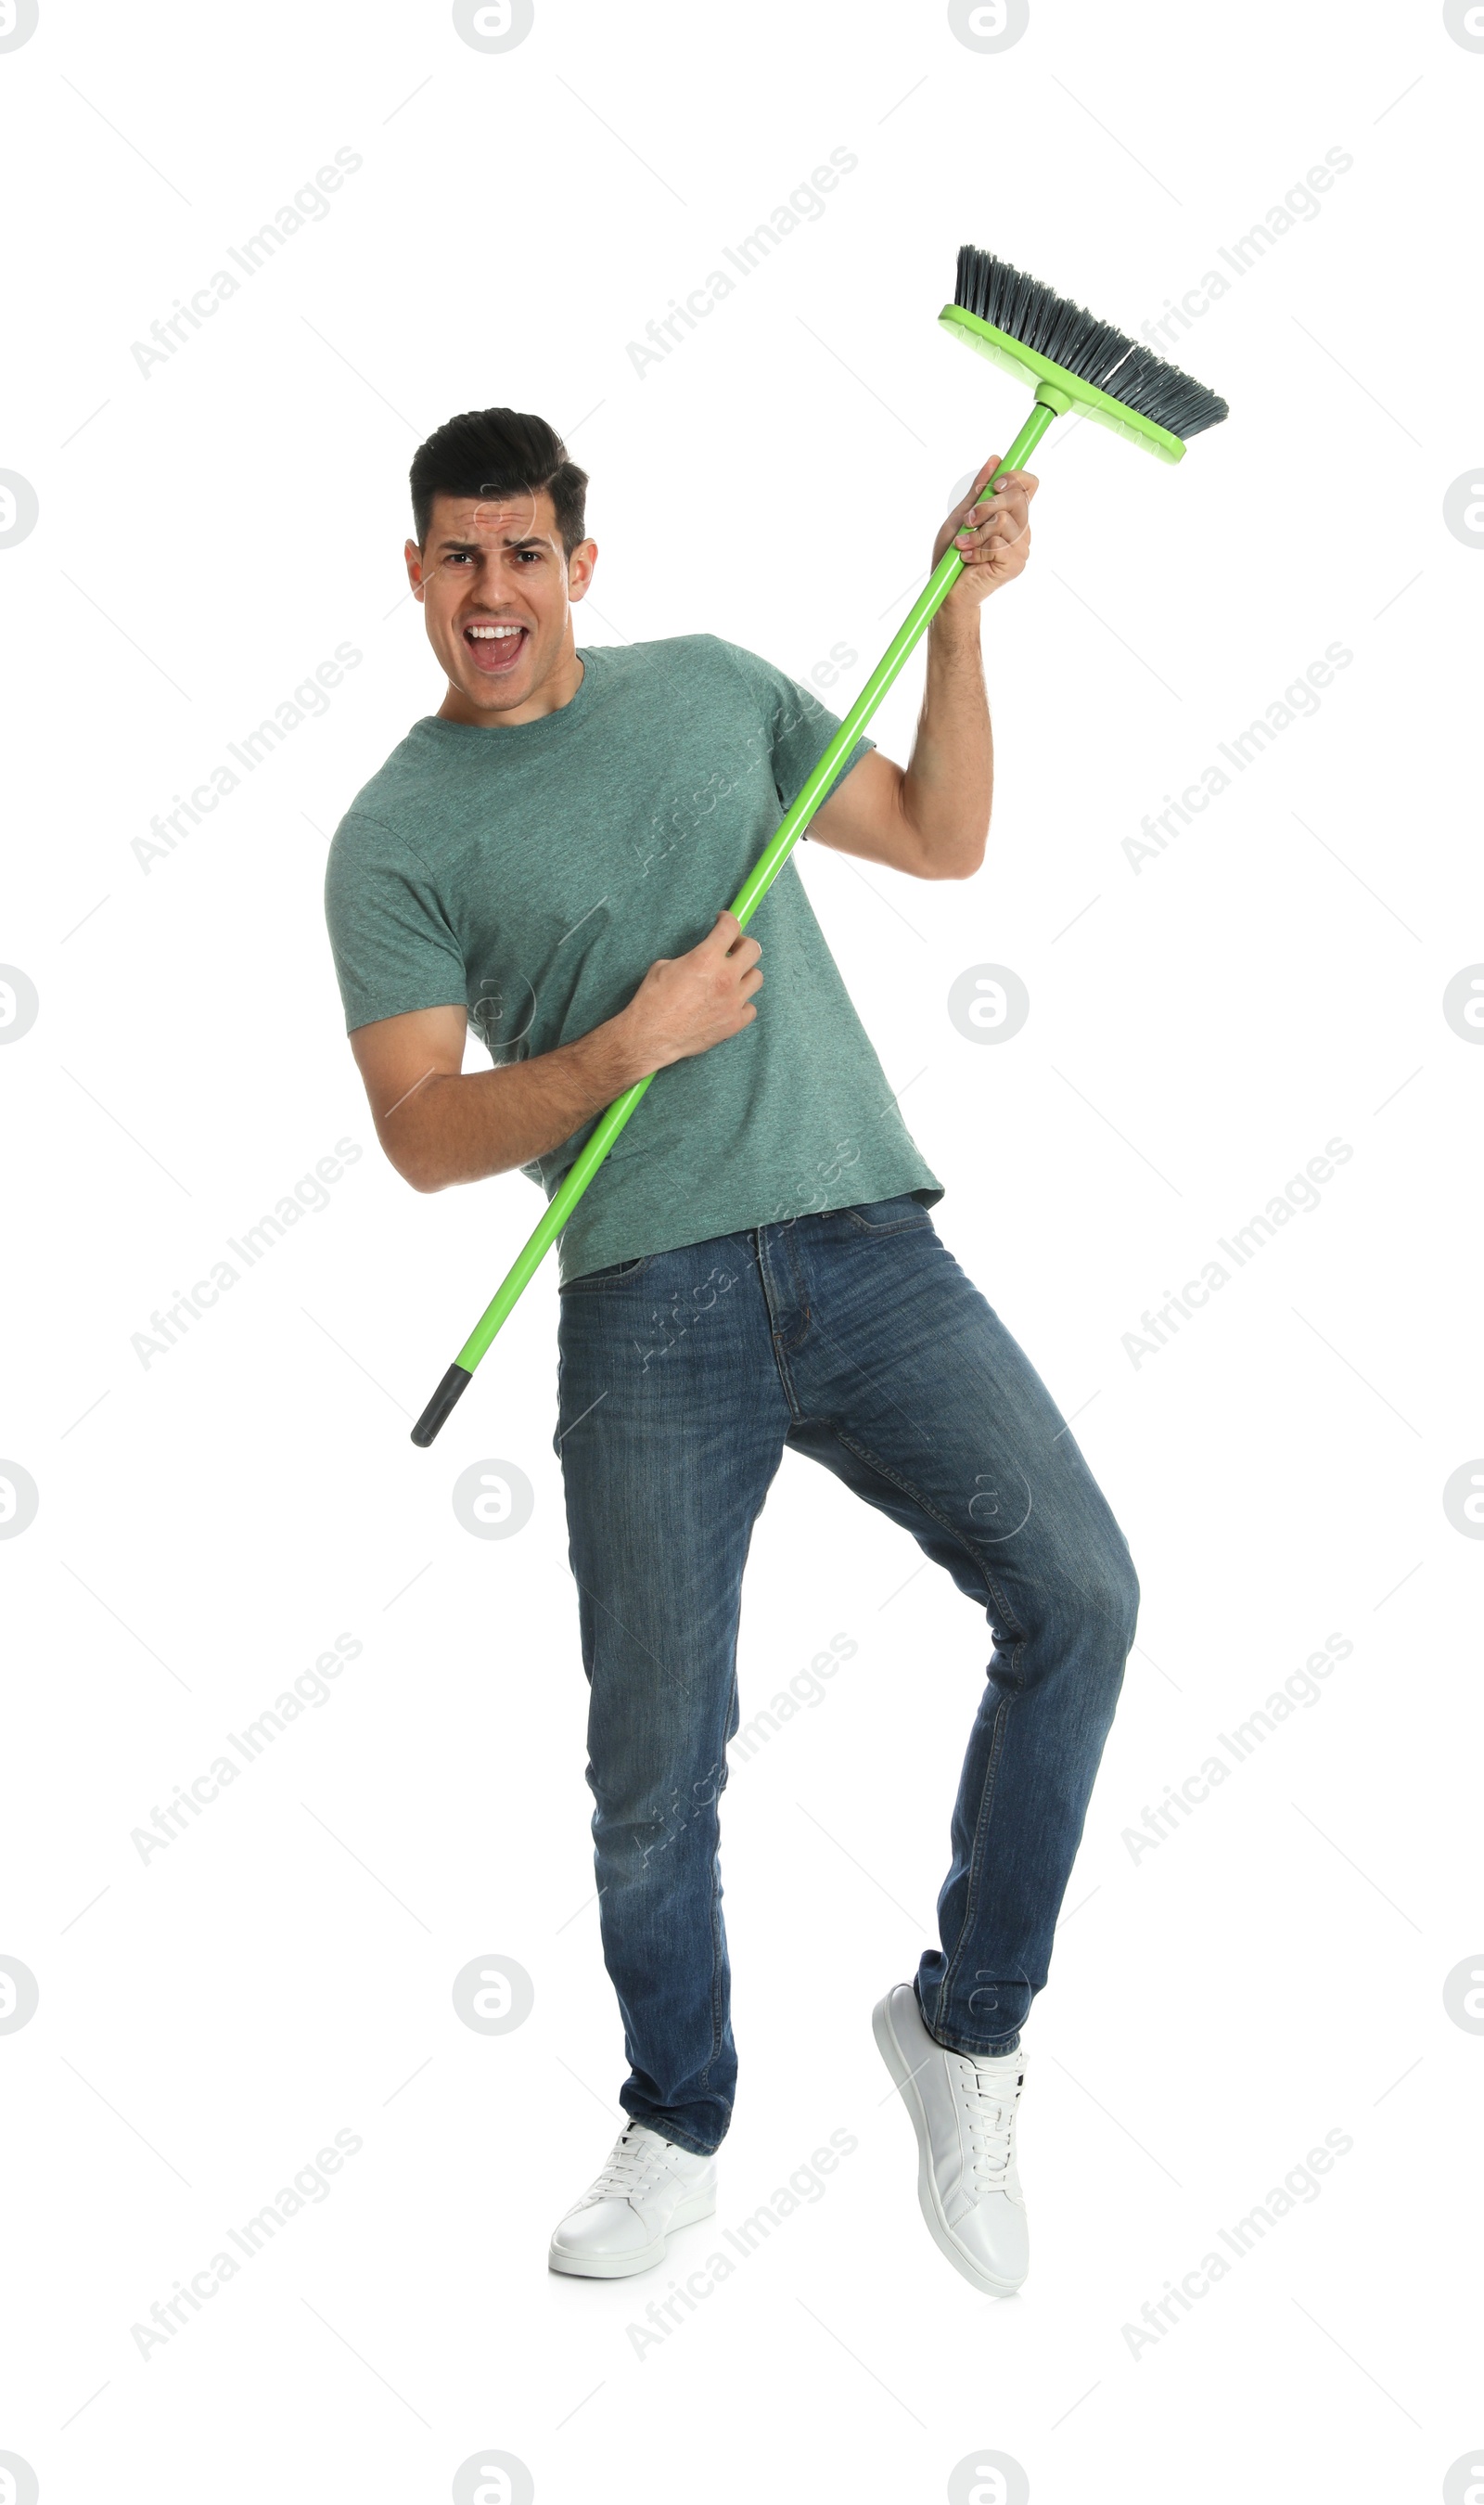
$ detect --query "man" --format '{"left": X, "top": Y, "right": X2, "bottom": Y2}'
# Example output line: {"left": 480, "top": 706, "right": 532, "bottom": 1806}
{"left": 324, "top": 406, "right": 1139, "bottom": 2298}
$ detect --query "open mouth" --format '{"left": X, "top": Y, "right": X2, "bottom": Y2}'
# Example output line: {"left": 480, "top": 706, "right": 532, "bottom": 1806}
{"left": 462, "top": 619, "right": 530, "bottom": 676}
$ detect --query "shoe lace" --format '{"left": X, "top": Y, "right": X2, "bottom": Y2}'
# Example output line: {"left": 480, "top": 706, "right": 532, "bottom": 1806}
{"left": 958, "top": 2055, "right": 1023, "bottom": 2193}
{"left": 584, "top": 2126, "right": 671, "bottom": 2204}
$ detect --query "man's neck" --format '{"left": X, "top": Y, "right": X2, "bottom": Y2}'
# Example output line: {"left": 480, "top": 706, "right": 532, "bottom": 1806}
{"left": 437, "top": 643, "right": 585, "bottom": 728}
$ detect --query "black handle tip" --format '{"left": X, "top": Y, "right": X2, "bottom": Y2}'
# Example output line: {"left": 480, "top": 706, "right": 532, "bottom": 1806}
{"left": 411, "top": 1362, "right": 473, "bottom": 1447}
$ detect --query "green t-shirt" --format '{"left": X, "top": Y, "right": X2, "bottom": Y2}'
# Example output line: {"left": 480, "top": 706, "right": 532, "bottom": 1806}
{"left": 323, "top": 634, "right": 943, "bottom": 1282}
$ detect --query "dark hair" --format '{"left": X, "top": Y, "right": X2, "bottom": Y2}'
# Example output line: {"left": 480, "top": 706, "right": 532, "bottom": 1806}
{"left": 409, "top": 407, "right": 588, "bottom": 555}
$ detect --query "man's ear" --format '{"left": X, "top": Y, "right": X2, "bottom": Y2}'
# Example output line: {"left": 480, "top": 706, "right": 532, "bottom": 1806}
{"left": 403, "top": 537, "right": 426, "bottom": 602}
{"left": 566, "top": 537, "right": 597, "bottom": 602}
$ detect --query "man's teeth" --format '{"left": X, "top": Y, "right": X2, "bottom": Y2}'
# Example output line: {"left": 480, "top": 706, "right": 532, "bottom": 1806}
{"left": 467, "top": 623, "right": 523, "bottom": 639}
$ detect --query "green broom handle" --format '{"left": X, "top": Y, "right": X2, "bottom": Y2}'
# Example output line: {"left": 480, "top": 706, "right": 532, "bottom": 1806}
{"left": 410, "top": 400, "right": 1060, "bottom": 1444}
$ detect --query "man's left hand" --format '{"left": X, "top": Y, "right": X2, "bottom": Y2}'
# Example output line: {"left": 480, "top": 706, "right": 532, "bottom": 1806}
{"left": 933, "top": 456, "right": 1038, "bottom": 609}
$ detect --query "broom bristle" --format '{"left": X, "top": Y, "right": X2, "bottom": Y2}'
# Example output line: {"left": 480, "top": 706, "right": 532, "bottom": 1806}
{"left": 954, "top": 246, "right": 1229, "bottom": 442}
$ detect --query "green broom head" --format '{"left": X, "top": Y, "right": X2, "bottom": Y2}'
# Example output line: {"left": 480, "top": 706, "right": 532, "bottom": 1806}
{"left": 942, "top": 246, "right": 1229, "bottom": 466}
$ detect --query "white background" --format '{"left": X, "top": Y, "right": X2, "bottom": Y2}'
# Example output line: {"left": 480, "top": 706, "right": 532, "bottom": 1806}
{"left": 3, "top": 2, "right": 1481, "bottom": 2499}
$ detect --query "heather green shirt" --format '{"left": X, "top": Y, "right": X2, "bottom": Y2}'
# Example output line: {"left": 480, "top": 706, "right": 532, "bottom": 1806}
{"left": 323, "top": 635, "right": 943, "bottom": 1282}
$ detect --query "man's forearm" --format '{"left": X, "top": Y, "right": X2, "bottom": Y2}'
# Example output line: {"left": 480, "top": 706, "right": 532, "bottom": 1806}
{"left": 390, "top": 1012, "right": 653, "bottom": 1193}
{"left": 899, "top": 609, "right": 993, "bottom": 877}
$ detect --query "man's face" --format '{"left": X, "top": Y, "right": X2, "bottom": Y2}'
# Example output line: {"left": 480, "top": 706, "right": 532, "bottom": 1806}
{"left": 405, "top": 486, "right": 595, "bottom": 721}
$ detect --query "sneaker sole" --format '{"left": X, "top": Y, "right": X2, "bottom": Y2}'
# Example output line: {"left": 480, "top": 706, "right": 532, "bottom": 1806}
{"left": 871, "top": 1992, "right": 1025, "bottom": 2298}
{"left": 547, "top": 2186, "right": 717, "bottom": 2280}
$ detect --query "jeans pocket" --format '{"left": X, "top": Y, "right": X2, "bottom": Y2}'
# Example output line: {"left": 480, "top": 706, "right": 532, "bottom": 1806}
{"left": 559, "top": 1251, "right": 657, "bottom": 1291}
{"left": 843, "top": 1194, "right": 933, "bottom": 1237}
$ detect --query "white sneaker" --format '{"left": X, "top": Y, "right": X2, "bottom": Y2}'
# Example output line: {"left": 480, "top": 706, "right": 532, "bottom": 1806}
{"left": 548, "top": 2119, "right": 718, "bottom": 2280}
{"left": 872, "top": 1982, "right": 1030, "bottom": 2295}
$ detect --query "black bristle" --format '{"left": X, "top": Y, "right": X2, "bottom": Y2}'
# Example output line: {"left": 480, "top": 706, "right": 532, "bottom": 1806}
{"left": 953, "top": 245, "right": 1229, "bottom": 442}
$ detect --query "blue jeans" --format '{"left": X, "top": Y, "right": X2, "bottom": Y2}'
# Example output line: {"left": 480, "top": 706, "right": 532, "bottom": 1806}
{"left": 552, "top": 1194, "right": 1139, "bottom": 2157}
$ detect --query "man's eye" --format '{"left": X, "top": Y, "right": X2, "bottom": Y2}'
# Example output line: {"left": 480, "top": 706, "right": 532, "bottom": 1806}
{"left": 517, "top": 548, "right": 543, "bottom": 562}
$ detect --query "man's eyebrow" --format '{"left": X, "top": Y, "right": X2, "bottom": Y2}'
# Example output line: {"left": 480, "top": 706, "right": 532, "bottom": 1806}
{"left": 432, "top": 531, "right": 548, "bottom": 554}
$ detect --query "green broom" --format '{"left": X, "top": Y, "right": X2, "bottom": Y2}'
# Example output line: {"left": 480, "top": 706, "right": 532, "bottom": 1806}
{"left": 411, "top": 246, "right": 1228, "bottom": 1445}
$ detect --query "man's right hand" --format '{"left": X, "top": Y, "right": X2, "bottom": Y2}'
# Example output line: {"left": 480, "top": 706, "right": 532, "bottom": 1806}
{"left": 350, "top": 908, "right": 762, "bottom": 1194}
{"left": 618, "top": 908, "right": 763, "bottom": 1072}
